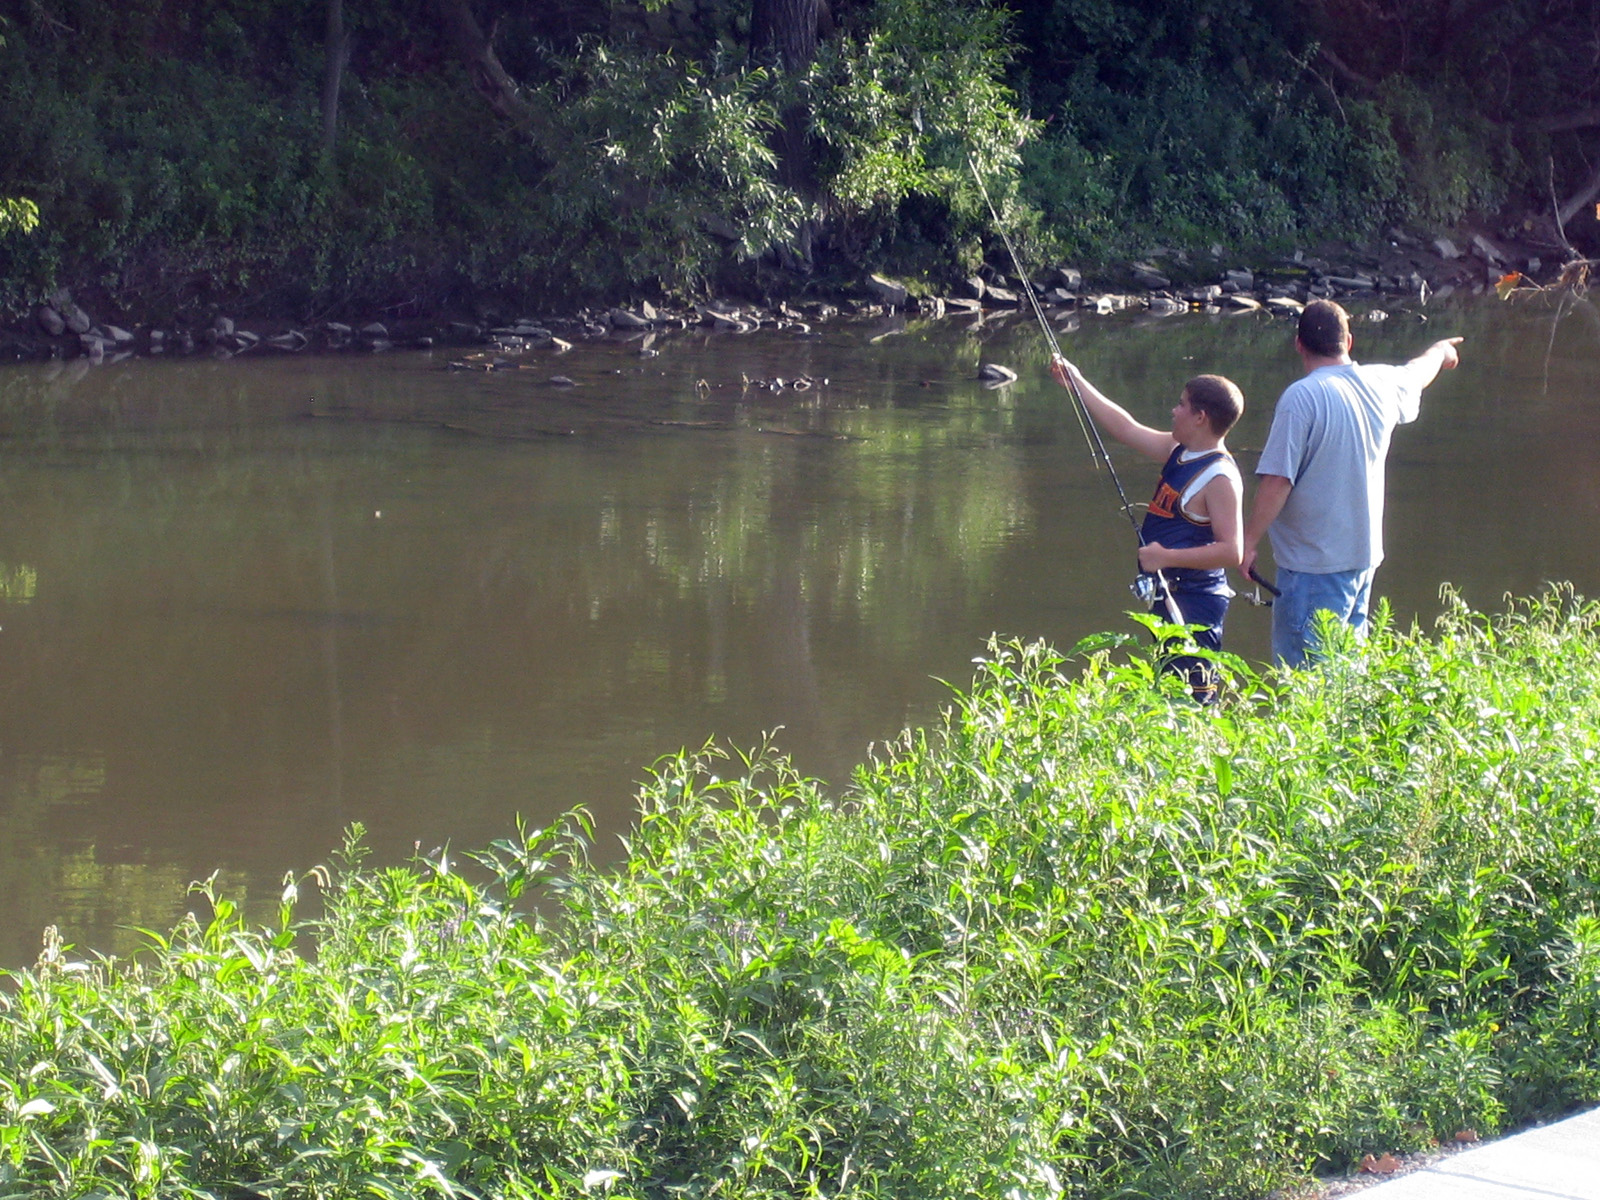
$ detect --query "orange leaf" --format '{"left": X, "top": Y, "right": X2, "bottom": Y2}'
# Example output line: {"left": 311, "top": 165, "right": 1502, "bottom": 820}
{"left": 1375, "top": 1153, "right": 1401, "bottom": 1173}
{"left": 1494, "top": 272, "right": 1523, "bottom": 301}
{"left": 1455, "top": 1129, "right": 1480, "bottom": 1143}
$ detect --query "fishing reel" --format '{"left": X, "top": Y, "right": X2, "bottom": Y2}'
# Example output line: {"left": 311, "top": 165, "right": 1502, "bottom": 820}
{"left": 1130, "top": 572, "right": 1160, "bottom": 605}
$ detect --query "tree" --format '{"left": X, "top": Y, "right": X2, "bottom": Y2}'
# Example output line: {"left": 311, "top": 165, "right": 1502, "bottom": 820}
{"left": 433, "top": 0, "right": 543, "bottom": 133}
{"left": 751, "top": 0, "right": 822, "bottom": 73}
{"left": 321, "top": 0, "right": 350, "bottom": 156}
{"left": 750, "top": 0, "right": 827, "bottom": 266}
{"left": 0, "top": 198, "right": 38, "bottom": 236}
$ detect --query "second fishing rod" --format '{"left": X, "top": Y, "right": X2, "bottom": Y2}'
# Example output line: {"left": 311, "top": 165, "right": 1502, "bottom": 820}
{"left": 966, "top": 158, "right": 1189, "bottom": 629}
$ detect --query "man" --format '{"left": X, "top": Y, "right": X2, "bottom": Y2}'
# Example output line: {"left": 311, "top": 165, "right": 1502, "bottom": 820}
{"left": 1241, "top": 299, "right": 1462, "bottom": 668}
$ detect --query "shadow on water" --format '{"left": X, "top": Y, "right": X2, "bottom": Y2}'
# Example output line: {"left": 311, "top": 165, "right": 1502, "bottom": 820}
{"left": 0, "top": 294, "right": 1596, "bottom": 965}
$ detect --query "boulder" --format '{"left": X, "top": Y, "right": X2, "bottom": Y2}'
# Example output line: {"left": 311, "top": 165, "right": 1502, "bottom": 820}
{"left": 34, "top": 305, "right": 65, "bottom": 336}
{"left": 1132, "top": 264, "right": 1170, "bottom": 289}
{"left": 1471, "top": 234, "right": 1506, "bottom": 265}
{"left": 212, "top": 315, "right": 236, "bottom": 337}
{"left": 984, "top": 285, "right": 1020, "bottom": 306}
{"left": 1324, "top": 275, "right": 1376, "bottom": 291}
{"left": 914, "top": 295, "right": 946, "bottom": 318}
{"left": 102, "top": 324, "right": 135, "bottom": 345}
{"left": 1223, "top": 294, "right": 1262, "bottom": 311}
{"left": 696, "top": 304, "right": 745, "bottom": 330}
{"left": 963, "top": 275, "right": 986, "bottom": 300}
{"left": 1224, "top": 269, "right": 1254, "bottom": 290}
{"left": 866, "top": 274, "right": 909, "bottom": 308}
{"left": 1186, "top": 285, "right": 1223, "bottom": 302}
{"left": 1055, "top": 266, "right": 1083, "bottom": 290}
{"left": 1265, "top": 297, "right": 1305, "bottom": 314}
{"left": 1432, "top": 237, "right": 1462, "bottom": 260}
{"left": 63, "top": 304, "right": 92, "bottom": 335}
{"left": 609, "top": 308, "right": 651, "bottom": 329}
{"left": 361, "top": 322, "right": 389, "bottom": 338}
{"left": 943, "top": 297, "right": 982, "bottom": 314}
{"left": 977, "top": 363, "right": 1017, "bottom": 384}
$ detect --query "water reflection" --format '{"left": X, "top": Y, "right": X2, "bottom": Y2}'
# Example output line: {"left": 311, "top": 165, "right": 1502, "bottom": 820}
{"left": 0, "top": 295, "right": 1596, "bottom": 965}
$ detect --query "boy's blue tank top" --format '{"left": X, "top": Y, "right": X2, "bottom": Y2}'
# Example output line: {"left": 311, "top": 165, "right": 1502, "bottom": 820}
{"left": 1141, "top": 446, "right": 1232, "bottom": 594}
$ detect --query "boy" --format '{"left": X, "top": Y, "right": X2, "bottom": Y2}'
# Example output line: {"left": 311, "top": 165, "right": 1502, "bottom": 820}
{"left": 1050, "top": 356, "right": 1245, "bottom": 696}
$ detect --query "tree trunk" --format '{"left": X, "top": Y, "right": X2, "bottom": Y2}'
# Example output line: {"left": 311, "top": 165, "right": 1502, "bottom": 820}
{"left": 321, "top": 0, "right": 349, "bottom": 156}
{"left": 751, "top": 0, "right": 820, "bottom": 72}
{"left": 750, "top": 0, "right": 821, "bottom": 219}
{"left": 433, "top": 0, "right": 542, "bottom": 135}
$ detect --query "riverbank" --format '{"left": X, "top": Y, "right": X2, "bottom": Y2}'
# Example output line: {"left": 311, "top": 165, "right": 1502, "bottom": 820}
{"left": 0, "top": 222, "right": 1567, "bottom": 368}
{"left": 3, "top": 590, "right": 1599, "bottom": 1198}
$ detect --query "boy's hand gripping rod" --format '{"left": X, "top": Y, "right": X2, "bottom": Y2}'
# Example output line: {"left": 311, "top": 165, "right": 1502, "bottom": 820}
{"left": 966, "top": 157, "right": 1187, "bottom": 629}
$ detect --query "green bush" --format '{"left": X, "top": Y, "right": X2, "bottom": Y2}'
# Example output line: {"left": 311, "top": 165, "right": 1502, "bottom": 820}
{"left": 4, "top": 588, "right": 1600, "bottom": 1197}
{"left": 0, "top": 0, "right": 1034, "bottom": 312}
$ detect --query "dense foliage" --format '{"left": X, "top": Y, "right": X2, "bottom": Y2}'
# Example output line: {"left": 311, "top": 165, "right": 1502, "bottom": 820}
{"left": 3, "top": 588, "right": 1599, "bottom": 1198}
{"left": 0, "top": 0, "right": 1595, "bottom": 315}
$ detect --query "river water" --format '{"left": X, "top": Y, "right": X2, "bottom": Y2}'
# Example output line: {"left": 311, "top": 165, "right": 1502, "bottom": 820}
{"left": 1, "top": 293, "right": 1596, "bottom": 965}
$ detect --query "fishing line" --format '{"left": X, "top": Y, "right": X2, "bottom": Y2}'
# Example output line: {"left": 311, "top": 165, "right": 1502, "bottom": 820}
{"left": 967, "top": 157, "right": 1186, "bottom": 626}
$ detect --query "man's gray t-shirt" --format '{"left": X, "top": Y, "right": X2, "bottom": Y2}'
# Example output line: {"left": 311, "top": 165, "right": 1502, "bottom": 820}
{"left": 1257, "top": 363, "right": 1421, "bottom": 574}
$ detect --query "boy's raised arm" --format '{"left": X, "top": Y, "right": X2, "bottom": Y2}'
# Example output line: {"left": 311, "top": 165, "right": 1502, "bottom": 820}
{"left": 1050, "top": 355, "right": 1177, "bottom": 463}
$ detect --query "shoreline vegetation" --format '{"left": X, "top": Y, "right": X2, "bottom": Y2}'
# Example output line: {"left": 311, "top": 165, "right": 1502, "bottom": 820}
{"left": 2, "top": 0, "right": 1599, "bottom": 363}
{"left": 4, "top": 588, "right": 1600, "bottom": 1198}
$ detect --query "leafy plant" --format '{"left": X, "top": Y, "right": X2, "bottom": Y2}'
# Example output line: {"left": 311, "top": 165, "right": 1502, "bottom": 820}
{"left": 4, "top": 588, "right": 1600, "bottom": 1197}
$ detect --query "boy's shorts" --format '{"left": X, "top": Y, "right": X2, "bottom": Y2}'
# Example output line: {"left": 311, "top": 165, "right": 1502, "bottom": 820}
{"left": 1150, "top": 589, "right": 1228, "bottom": 652}
{"left": 1151, "top": 589, "right": 1229, "bottom": 702}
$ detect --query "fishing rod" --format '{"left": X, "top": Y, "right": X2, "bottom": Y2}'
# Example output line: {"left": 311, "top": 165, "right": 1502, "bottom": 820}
{"left": 1244, "top": 565, "right": 1282, "bottom": 607}
{"left": 966, "top": 157, "right": 1187, "bottom": 629}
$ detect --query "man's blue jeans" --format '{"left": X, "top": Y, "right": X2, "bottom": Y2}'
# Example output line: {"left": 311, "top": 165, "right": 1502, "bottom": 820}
{"left": 1271, "top": 566, "right": 1377, "bottom": 668}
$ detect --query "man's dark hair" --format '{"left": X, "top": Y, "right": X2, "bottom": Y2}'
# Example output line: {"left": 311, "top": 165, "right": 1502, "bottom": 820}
{"left": 1297, "top": 299, "right": 1351, "bottom": 358}
{"left": 1184, "top": 374, "right": 1243, "bottom": 435}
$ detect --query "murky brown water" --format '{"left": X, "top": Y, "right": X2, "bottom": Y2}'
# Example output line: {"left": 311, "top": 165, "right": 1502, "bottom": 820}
{"left": 1, "top": 294, "right": 1596, "bottom": 965}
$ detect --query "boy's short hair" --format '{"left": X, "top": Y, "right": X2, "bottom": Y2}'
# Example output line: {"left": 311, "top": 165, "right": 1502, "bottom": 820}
{"left": 1297, "top": 299, "right": 1351, "bottom": 357}
{"left": 1184, "top": 374, "right": 1243, "bottom": 436}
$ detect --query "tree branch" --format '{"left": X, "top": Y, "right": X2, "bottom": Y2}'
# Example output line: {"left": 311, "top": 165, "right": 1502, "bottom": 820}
{"left": 1316, "top": 45, "right": 1377, "bottom": 94}
{"left": 1523, "top": 106, "right": 1600, "bottom": 134}
{"left": 1557, "top": 150, "right": 1600, "bottom": 228}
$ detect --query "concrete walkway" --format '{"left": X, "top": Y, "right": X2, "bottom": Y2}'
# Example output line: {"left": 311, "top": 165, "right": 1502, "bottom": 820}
{"left": 1350, "top": 1106, "right": 1600, "bottom": 1199}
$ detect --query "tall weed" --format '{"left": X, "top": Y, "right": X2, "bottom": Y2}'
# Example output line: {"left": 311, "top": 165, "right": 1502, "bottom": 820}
{"left": 3, "top": 587, "right": 1600, "bottom": 1197}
